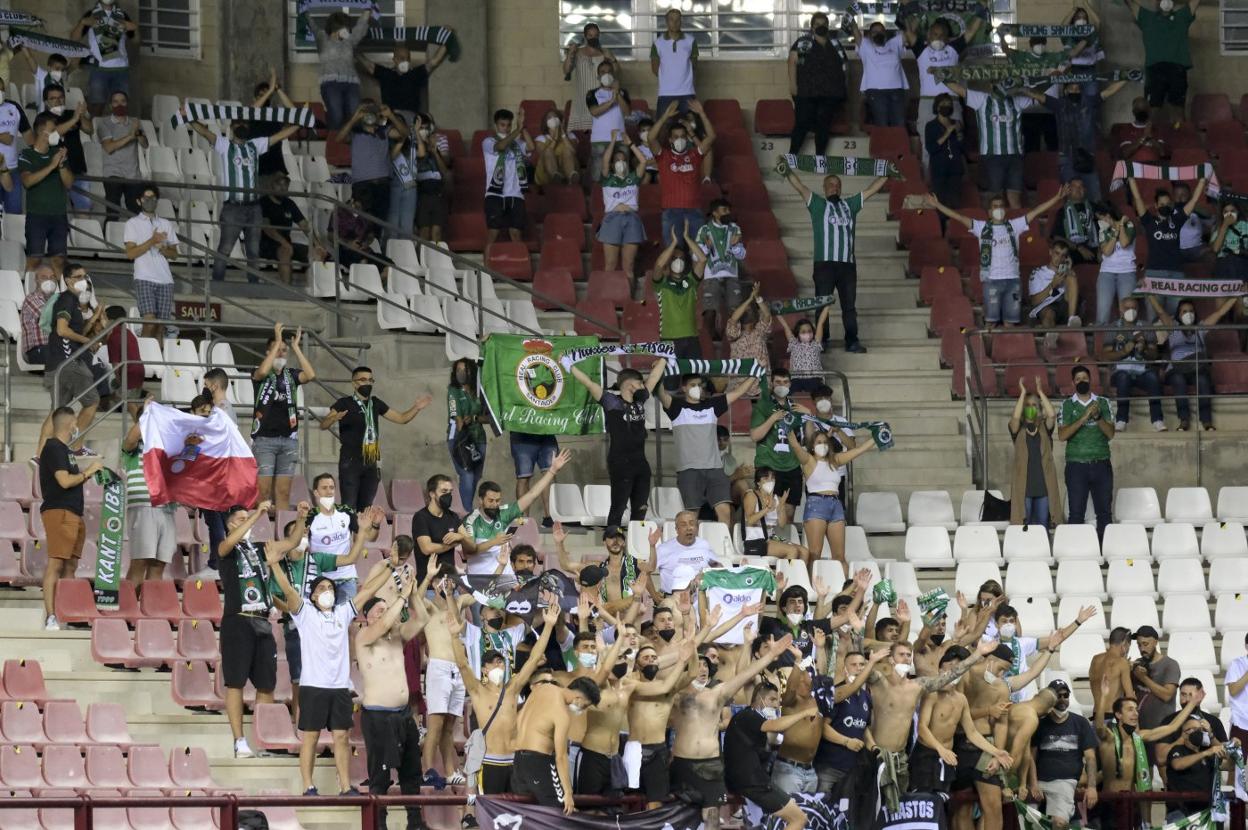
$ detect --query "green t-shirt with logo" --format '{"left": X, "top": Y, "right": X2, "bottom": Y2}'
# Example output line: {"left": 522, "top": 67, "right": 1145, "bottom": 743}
{"left": 654, "top": 274, "right": 701, "bottom": 340}
{"left": 464, "top": 502, "right": 525, "bottom": 574}
{"left": 267, "top": 550, "right": 341, "bottom": 604}
{"left": 750, "top": 380, "right": 803, "bottom": 472}
{"left": 1136, "top": 6, "right": 1194, "bottom": 68}
{"left": 1059, "top": 394, "right": 1113, "bottom": 463}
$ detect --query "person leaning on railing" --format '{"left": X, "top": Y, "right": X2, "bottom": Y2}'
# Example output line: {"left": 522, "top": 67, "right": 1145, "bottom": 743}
{"left": 1146, "top": 294, "right": 1239, "bottom": 432}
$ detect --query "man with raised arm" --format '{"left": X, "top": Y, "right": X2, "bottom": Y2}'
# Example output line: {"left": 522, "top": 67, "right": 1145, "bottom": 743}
{"left": 512, "top": 674, "right": 603, "bottom": 815}
{"left": 462, "top": 449, "right": 572, "bottom": 575}
{"left": 250, "top": 322, "right": 316, "bottom": 510}
{"left": 625, "top": 640, "right": 698, "bottom": 808}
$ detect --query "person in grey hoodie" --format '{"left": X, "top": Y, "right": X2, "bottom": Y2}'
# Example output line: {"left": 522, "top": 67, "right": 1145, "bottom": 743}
{"left": 315, "top": 9, "right": 373, "bottom": 129}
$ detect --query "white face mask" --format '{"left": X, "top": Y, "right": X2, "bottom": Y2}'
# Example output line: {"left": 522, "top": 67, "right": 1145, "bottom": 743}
{"left": 672, "top": 137, "right": 688, "bottom": 153}
{"left": 613, "top": 160, "right": 627, "bottom": 175}
{"left": 799, "top": 331, "right": 814, "bottom": 343}
{"left": 316, "top": 592, "right": 335, "bottom": 611}
{"left": 49, "top": 71, "right": 63, "bottom": 83}
{"left": 1031, "top": 44, "right": 1046, "bottom": 56}
{"left": 816, "top": 399, "right": 833, "bottom": 415}
{"left": 486, "top": 667, "right": 505, "bottom": 685}
{"left": 318, "top": 496, "right": 335, "bottom": 511}
{"left": 984, "top": 670, "right": 999, "bottom": 684}
{"left": 758, "top": 707, "right": 779, "bottom": 720}
{"left": 1159, "top": 0, "right": 1174, "bottom": 10}
{"left": 396, "top": 60, "right": 410, "bottom": 73}
{"left": 1123, "top": 308, "right": 1138, "bottom": 323}
{"left": 568, "top": 702, "right": 586, "bottom": 715}
{"left": 272, "top": 357, "right": 288, "bottom": 372}
{"left": 578, "top": 652, "right": 598, "bottom": 668}
{"left": 337, "top": 28, "right": 351, "bottom": 40}
{"left": 78, "top": 289, "right": 93, "bottom": 306}
{"left": 49, "top": 105, "right": 64, "bottom": 116}
{"left": 1181, "top": 312, "right": 1196, "bottom": 325}
{"left": 40, "top": 279, "right": 56, "bottom": 295}
{"left": 496, "top": 130, "right": 508, "bottom": 139}
{"left": 686, "top": 385, "right": 702, "bottom": 402}
{"left": 417, "top": 128, "right": 430, "bottom": 140}
{"left": 669, "top": 258, "right": 686, "bottom": 275}
{"left": 546, "top": 117, "right": 561, "bottom": 131}
{"left": 846, "top": 673, "right": 857, "bottom": 683}
{"left": 600, "top": 73, "right": 614, "bottom": 87}
{"left": 772, "top": 384, "right": 790, "bottom": 399}
{"left": 839, "top": 624, "right": 852, "bottom": 634}
{"left": 894, "top": 663, "right": 912, "bottom": 677}
{"left": 786, "top": 611, "right": 804, "bottom": 625}
{"left": 639, "top": 130, "right": 649, "bottom": 142}
{"left": 691, "top": 679, "right": 708, "bottom": 690}
{"left": 760, "top": 480, "right": 775, "bottom": 494}
{"left": 999, "top": 623, "right": 1017, "bottom": 640}
{"left": 46, "top": 130, "right": 61, "bottom": 147}
{"left": 814, "top": 444, "right": 829, "bottom": 458}
{"left": 929, "top": 39, "right": 945, "bottom": 51}
{"left": 991, "top": 207, "right": 1006, "bottom": 222}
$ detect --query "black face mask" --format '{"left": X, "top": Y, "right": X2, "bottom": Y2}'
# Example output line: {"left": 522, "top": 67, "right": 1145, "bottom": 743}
{"left": 586, "top": 36, "right": 601, "bottom": 48}
{"left": 632, "top": 389, "right": 649, "bottom": 406}
{"left": 1134, "top": 110, "right": 1149, "bottom": 123}
{"left": 1066, "top": 93, "right": 1081, "bottom": 102}
{"left": 872, "top": 32, "right": 887, "bottom": 45}
{"left": 611, "top": 663, "right": 628, "bottom": 679}
{"left": 814, "top": 24, "right": 830, "bottom": 36}
{"left": 706, "top": 662, "right": 718, "bottom": 678}
{"left": 657, "top": 629, "right": 676, "bottom": 642}
{"left": 930, "top": 633, "right": 945, "bottom": 646}
{"left": 515, "top": 568, "right": 535, "bottom": 579}
{"left": 938, "top": 106, "right": 953, "bottom": 116}
{"left": 1158, "top": 205, "right": 1174, "bottom": 216}
{"left": 640, "top": 663, "right": 659, "bottom": 680}
{"left": 486, "top": 617, "right": 505, "bottom": 630}
{"left": 1075, "top": 381, "right": 1091, "bottom": 395}
{"left": 233, "top": 125, "right": 250, "bottom": 141}
{"left": 436, "top": 492, "right": 454, "bottom": 510}
{"left": 1121, "top": 722, "right": 1137, "bottom": 736}
{"left": 827, "top": 194, "right": 841, "bottom": 203}
{"left": 357, "top": 384, "right": 373, "bottom": 398}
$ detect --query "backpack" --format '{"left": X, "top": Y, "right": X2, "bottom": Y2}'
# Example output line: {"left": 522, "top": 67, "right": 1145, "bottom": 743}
{"left": 38, "top": 293, "right": 60, "bottom": 338}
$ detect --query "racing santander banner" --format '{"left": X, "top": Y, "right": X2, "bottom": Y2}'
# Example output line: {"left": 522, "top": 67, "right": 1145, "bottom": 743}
{"left": 475, "top": 796, "right": 702, "bottom": 830}
{"left": 480, "top": 335, "right": 604, "bottom": 436}
{"left": 1136, "top": 276, "right": 1247, "bottom": 298}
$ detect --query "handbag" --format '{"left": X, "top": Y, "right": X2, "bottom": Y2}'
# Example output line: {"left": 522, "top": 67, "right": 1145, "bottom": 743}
{"left": 452, "top": 427, "right": 483, "bottom": 470}
{"left": 463, "top": 681, "right": 507, "bottom": 775}
{"left": 980, "top": 491, "right": 1011, "bottom": 522}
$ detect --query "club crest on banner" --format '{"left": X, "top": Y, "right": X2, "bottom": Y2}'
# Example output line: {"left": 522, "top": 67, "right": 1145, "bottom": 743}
{"left": 515, "top": 339, "right": 564, "bottom": 409}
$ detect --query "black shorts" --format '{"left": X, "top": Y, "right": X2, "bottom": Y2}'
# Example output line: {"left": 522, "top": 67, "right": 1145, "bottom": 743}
{"left": 259, "top": 234, "right": 308, "bottom": 263}
{"left": 670, "top": 756, "right": 727, "bottom": 807}
{"left": 575, "top": 747, "right": 617, "bottom": 796}
{"left": 952, "top": 735, "right": 996, "bottom": 791}
{"left": 361, "top": 707, "right": 422, "bottom": 786}
{"left": 484, "top": 195, "right": 527, "bottom": 231}
{"left": 1146, "top": 62, "right": 1188, "bottom": 107}
{"left": 297, "top": 686, "right": 354, "bottom": 733}
{"left": 908, "top": 744, "right": 952, "bottom": 794}
{"left": 283, "top": 622, "right": 301, "bottom": 684}
{"left": 772, "top": 466, "right": 804, "bottom": 507}
{"left": 219, "top": 614, "right": 277, "bottom": 691}
{"left": 416, "top": 182, "right": 449, "bottom": 227}
{"left": 511, "top": 749, "right": 565, "bottom": 809}
{"left": 639, "top": 742, "right": 671, "bottom": 802}
{"left": 729, "top": 780, "right": 791, "bottom": 815}
{"left": 25, "top": 214, "right": 70, "bottom": 257}
{"left": 480, "top": 760, "right": 513, "bottom": 795}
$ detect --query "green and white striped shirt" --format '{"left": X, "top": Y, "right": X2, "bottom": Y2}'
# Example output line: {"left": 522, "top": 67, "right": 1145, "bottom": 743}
{"left": 965, "top": 89, "right": 1031, "bottom": 157}
{"left": 213, "top": 135, "right": 270, "bottom": 204}
{"left": 122, "top": 448, "right": 149, "bottom": 507}
{"left": 807, "top": 192, "right": 864, "bottom": 264}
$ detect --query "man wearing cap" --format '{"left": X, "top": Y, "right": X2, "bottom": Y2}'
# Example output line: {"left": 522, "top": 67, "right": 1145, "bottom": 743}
{"left": 654, "top": 510, "right": 720, "bottom": 594}
{"left": 1030, "top": 680, "right": 1099, "bottom": 830}
{"left": 1130, "top": 624, "right": 1180, "bottom": 772}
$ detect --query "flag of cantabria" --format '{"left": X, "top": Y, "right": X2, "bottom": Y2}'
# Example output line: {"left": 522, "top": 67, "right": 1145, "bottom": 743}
{"left": 140, "top": 401, "right": 259, "bottom": 511}
{"left": 480, "top": 335, "right": 605, "bottom": 436}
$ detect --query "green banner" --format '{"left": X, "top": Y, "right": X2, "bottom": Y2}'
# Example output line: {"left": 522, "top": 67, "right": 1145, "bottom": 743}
{"left": 898, "top": 0, "right": 993, "bottom": 53}
{"left": 480, "top": 335, "right": 604, "bottom": 436}
{"left": 768, "top": 295, "right": 837, "bottom": 316}
{"left": 93, "top": 469, "right": 124, "bottom": 610}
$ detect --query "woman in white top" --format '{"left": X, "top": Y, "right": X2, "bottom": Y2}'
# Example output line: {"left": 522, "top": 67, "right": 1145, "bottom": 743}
{"left": 791, "top": 429, "right": 875, "bottom": 566}
{"left": 742, "top": 467, "right": 811, "bottom": 565}
{"left": 596, "top": 131, "right": 649, "bottom": 275}
{"left": 847, "top": 18, "right": 909, "bottom": 127}
{"left": 563, "top": 22, "right": 616, "bottom": 132}
{"left": 1093, "top": 202, "right": 1138, "bottom": 324}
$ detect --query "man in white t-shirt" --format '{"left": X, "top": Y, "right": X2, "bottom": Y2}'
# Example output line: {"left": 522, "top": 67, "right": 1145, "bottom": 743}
{"left": 925, "top": 185, "right": 1069, "bottom": 327}
{"left": 1225, "top": 632, "right": 1248, "bottom": 750}
{"left": 910, "top": 17, "right": 983, "bottom": 170}
{"left": 848, "top": 19, "right": 908, "bottom": 127}
{"left": 123, "top": 184, "right": 180, "bottom": 339}
{"left": 482, "top": 107, "right": 532, "bottom": 246}
{"left": 1027, "top": 240, "right": 1081, "bottom": 343}
{"left": 587, "top": 60, "right": 631, "bottom": 182}
{"left": 307, "top": 473, "right": 364, "bottom": 602}
{"left": 0, "top": 97, "right": 32, "bottom": 215}
{"left": 650, "top": 8, "right": 699, "bottom": 116}
{"left": 655, "top": 510, "right": 721, "bottom": 594}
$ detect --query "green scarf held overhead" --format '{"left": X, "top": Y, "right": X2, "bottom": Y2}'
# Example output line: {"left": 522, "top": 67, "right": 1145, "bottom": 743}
{"left": 768, "top": 295, "right": 837, "bottom": 316}
{"left": 779, "top": 153, "right": 904, "bottom": 180}
{"left": 363, "top": 26, "right": 462, "bottom": 62}
{"left": 664, "top": 358, "right": 767, "bottom": 378}
{"left": 917, "top": 587, "right": 950, "bottom": 626}
{"left": 872, "top": 579, "right": 896, "bottom": 606}
{"left": 559, "top": 341, "right": 675, "bottom": 369}
{"left": 92, "top": 468, "right": 124, "bottom": 610}
{"left": 980, "top": 220, "right": 1017, "bottom": 270}
{"left": 252, "top": 369, "right": 298, "bottom": 437}
{"left": 932, "top": 63, "right": 1141, "bottom": 84}
{"left": 1111, "top": 722, "right": 1152, "bottom": 792}
{"left": 998, "top": 23, "right": 1093, "bottom": 37}
{"left": 356, "top": 395, "right": 379, "bottom": 467}
{"left": 798, "top": 413, "right": 895, "bottom": 451}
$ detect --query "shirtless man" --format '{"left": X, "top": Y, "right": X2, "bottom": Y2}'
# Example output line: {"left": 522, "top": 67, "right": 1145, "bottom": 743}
{"left": 671, "top": 634, "right": 794, "bottom": 829}
{"left": 577, "top": 647, "right": 638, "bottom": 797}
{"left": 451, "top": 603, "right": 557, "bottom": 794}
{"left": 419, "top": 575, "right": 471, "bottom": 785}
{"left": 911, "top": 646, "right": 1013, "bottom": 796}
{"left": 626, "top": 641, "right": 697, "bottom": 807}
{"left": 511, "top": 674, "right": 602, "bottom": 815}
{"left": 356, "top": 563, "right": 430, "bottom": 830}
{"left": 1003, "top": 687, "right": 1059, "bottom": 799}
{"left": 1094, "top": 675, "right": 1198, "bottom": 830}
{"left": 1089, "top": 627, "right": 1136, "bottom": 715}
{"left": 867, "top": 638, "right": 1000, "bottom": 812}
{"left": 770, "top": 664, "right": 827, "bottom": 797}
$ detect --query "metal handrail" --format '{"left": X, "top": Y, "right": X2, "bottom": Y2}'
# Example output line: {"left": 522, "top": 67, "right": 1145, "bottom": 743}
{"left": 961, "top": 321, "right": 1248, "bottom": 490}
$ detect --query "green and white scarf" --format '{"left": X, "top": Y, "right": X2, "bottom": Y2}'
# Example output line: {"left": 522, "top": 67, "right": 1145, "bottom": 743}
{"left": 1061, "top": 200, "right": 1097, "bottom": 246}
{"left": 1018, "top": 799, "right": 1214, "bottom": 830}
{"left": 999, "top": 23, "right": 1093, "bottom": 37}
{"left": 487, "top": 140, "right": 529, "bottom": 197}
{"left": 980, "top": 220, "right": 1017, "bottom": 269}
{"left": 768, "top": 295, "right": 837, "bottom": 315}
{"left": 602, "top": 553, "right": 638, "bottom": 603}
{"left": 696, "top": 221, "right": 745, "bottom": 275}
{"left": 0, "top": 11, "right": 43, "bottom": 26}
{"left": 917, "top": 587, "right": 949, "bottom": 627}
{"left": 297, "top": 0, "right": 378, "bottom": 12}
{"left": 356, "top": 395, "right": 379, "bottom": 467}
{"left": 234, "top": 540, "right": 272, "bottom": 615}
{"left": 664, "top": 358, "right": 766, "bottom": 378}
{"left": 779, "top": 153, "right": 903, "bottom": 179}
{"left": 932, "top": 64, "right": 1141, "bottom": 83}
{"left": 8, "top": 28, "right": 90, "bottom": 58}
{"left": 172, "top": 102, "right": 317, "bottom": 130}
{"left": 873, "top": 579, "right": 896, "bottom": 606}
{"left": 559, "top": 340, "right": 675, "bottom": 369}
{"left": 1109, "top": 720, "right": 1152, "bottom": 792}
{"left": 363, "top": 25, "right": 461, "bottom": 62}
{"left": 252, "top": 369, "right": 298, "bottom": 437}
{"left": 799, "top": 414, "right": 894, "bottom": 450}
{"left": 93, "top": 468, "right": 124, "bottom": 610}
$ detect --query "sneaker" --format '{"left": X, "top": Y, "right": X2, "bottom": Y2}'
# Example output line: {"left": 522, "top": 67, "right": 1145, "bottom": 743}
{"left": 1203, "top": 422, "right": 1216, "bottom": 432}
{"left": 303, "top": 787, "right": 319, "bottom": 797}
{"left": 1177, "top": 420, "right": 1191, "bottom": 432}
{"left": 462, "top": 815, "right": 479, "bottom": 829}
{"left": 1114, "top": 421, "right": 1127, "bottom": 432}
{"left": 1067, "top": 315, "right": 1082, "bottom": 327}
{"left": 423, "top": 769, "right": 447, "bottom": 790}
{"left": 844, "top": 342, "right": 868, "bottom": 354}
{"left": 43, "top": 615, "right": 59, "bottom": 631}
{"left": 1153, "top": 420, "right": 1168, "bottom": 432}
{"left": 447, "top": 769, "right": 467, "bottom": 785}
{"left": 1044, "top": 332, "right": 1059, "bottom": 351}
{"left": 541, "top": 516, "right": 553, "bottom": 530}
{"left": 233, "top": 738, "right": 254, "bottom": 759}
{"left": 340, "top": 787, "right": 361, "bottom": 796}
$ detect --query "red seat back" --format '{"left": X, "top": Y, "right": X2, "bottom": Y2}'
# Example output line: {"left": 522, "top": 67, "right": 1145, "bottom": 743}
{"left": 532, "top": 268, "right": 577, "bottom": 311}
{"left": 85, "top": 745, "right": 131, "bottom": 788}
{"left": 43, "top": 700, "right": 88, "bottom": 745}
{"left": 485, "top": 241, "right": 533, "bottom": 281}
{"left": 538, "top": 239, "right": 584, "bottom": 279}
{"left": 541, "top": 212, "right": 586, "bottom": 249}
{"left": 446, "top": 213, "right": 489, "bottom": 253}
{"left": 585, "top": 271, "right": 631, "bottom": 307}
{"left": 754, "top": 99, "right": 795, "bottom": 136}
{"left": 181, "top": 580, "right": 222, "bottom": 623}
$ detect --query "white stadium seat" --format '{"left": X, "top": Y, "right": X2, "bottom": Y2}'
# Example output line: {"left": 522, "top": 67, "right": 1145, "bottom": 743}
{"left": 850, "top": 560, "right": 882, "bottom": 590}
{"left": 1161, "top": 593, "right": 1212, "bottom": 633}
{"left": 135, "top": 337, "right": 165, "bottom": 379}
{"left": 955, "top": 562, "right": 1002, "bottom": 600}
{"left": 1202, "top": 522, "right": 1248, "bottom": 561}
{"left": 1209, "top": 559, "right": 1248, "bottom": 595}
{"left": 959, "top": 489, "right": 1009, "bottom": 530}
{"left": 626, "top": 520, "right": 659, "bottom": 562}
{"left": 699, "top": 522, "right": 737, "bottom": 562}
{"left": 1003, "top": 524, "right": 1051, "bottom": 562}
{"left": 1110, "top": 594, "right": 1160, "bottom": 634}
{"left": 856, "top": 492, "right": 905, "bottom": 533}
{"left": 443, "top": 301, "right": 481, "bottom": 361}
{"left": 1164, "top": 487, "right": 1213, "bottom": 524}
{"left": 1113, "top": 487, "right": 1162, "bottom": 527}
{"left": 776, "top": 558, "right": 813, "bottom": 595}
{"left": 1052, "top": 524, "right": 1101, "bottom": 562}
{"left": 581, "top": 485, "right": 613, "bottom": 526}
{"left": 376, "top": 293, "right": 414, "bottom": 330}
{"left": 1101, "top": 524, "right": 1151, "bottom": 562}
{"left": 905, "top": 527, "right": 953, "bottom": 568}
{"left": 1214, "top": 593, "right": 1248, "bottom": 632}
{"left": 1056, "top": 560, "right": 1107, "bottom": 601}
{"left": 844, "top": 526, "right": 873, "bottom": 561}
{"left": 1216, "top": 488, "right": 1248, "bottom": 523}
{"left": 1041, "top": 669, "right": 1087, "bottom": 715}
{"left": 906, "top": 491, "right": 957, "bottom": 530}
{"left": 1168, "top": 631, "right": 1217, "bottom": 671}
{"left": 549, "top": 484, "right": 592, "bottom": 525}
{"left": 1220, "top": 630, "right": 1248, "bottom": 670}
{"left": 1106, "top": 560, "right": 1156, "bottom": 597}
{"left": 812, "top": 560, "right": 847, "bottom": 594}
{"left": 1183, "top": 669, "right": 1219, "bottom": 713}
{"left": 952, "top": 526, "right": 1001, "bottom": 563}
{"left": 1156, "top": 558, "right": 1205, "bottom": 596}
{"left": 1058, "top": 632, "right": 1104, "bottom": 677}
{"left": 1014, "top": 596, "right": 1055, "bottom": 634}
{"left": 1150, "top": 523, "right": 1198, "bottom": 561}
{"left": 885, "top": 561, "right": 921, "bottom": 598}
{"left": 1057, "top": 596, "right": 1106, "bottom": 635}
{"left": 1005, "top": 560, "right": 1055, "bottom": 600}
{"left": 406, "top": 296, "right": 446, "bottom": 333}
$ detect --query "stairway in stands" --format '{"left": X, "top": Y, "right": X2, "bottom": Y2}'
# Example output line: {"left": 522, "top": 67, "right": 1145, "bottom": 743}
{"left": 751, "top": 132, "right": 974, "bottom": 511}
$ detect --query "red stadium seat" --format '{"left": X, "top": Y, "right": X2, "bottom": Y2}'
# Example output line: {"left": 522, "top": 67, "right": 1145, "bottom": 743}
{"left": 252, "top": 703, "right": 301, "bottom": 754}
{"left": 897, "top": 209, "right": 942, "bottom": 249}
{"left": 171, "top": 661, "right": 222, "bottom": 711}
{"left": 736, "top": 210, "right": 781, "bottom": 240}
{"left": 128, "top": 745, "right": 175, "bottom": 790}
{"left": 485, "top": 242, "right": 533, "bottom": 281}
{"left": 325, "top": 136, "right": 350, "bottom": 169}
{"left": 1023, "top": 151, "right": 1057, "bottom": 190}
{"left": 585, "top": 271, "right": 632, "bottom": 308}
{"left": 0, "top": 504, "right": 32, "bottom": 542}
{"left": 538, "top": 238, "right": 584, "bottom": 280}
{"left": 138, "top": 580, "right": 184, "bottom": 624}
{"left": 445, "top": 213, "right": 489, "bottom": 253}
{"left": 440, "top": 128, "right": 464, "bottom": 158}
{"left": 0, "top": 746, "right": 45, "bottom": 789}
{"left": 621, "top": 303, "right": 660, "bottom": 341}
{"left": 541, "top": 212, "right": 586, "bottom": 250}
{"left": 1205, "top": 329, "right": 1243, "bottom": 356}
{"left": 519, "top": 100, "right": 558, "bottom": 135}
{"left": 544, "top": 184, "right": 589, "bottom": 221}
{"left": 3, "top": 661, "right": 48, "bottom": 706}
{"left": 703, "top": 99, "right": 744, "bottom": 131}
{"left": 1056, "top": 364, "right": 1104, "bottom": 395}
{"left": 131, "top": 619, "right": 178, "bottom": 670}
{"left": 1158, "top": 121, "right": 1201, "bottom": 150}
{"left": 90, "top": 618, "right": 136, "bottom": 667}
{"left": 1002, "top": 362, "right": 1052, "bottom": 396}
{"left": 723, "top": 179, "right": 770, "bottom": 210}
{"left": 887, "top": 179, "right": 925, "bottom": 218}
{"left": 573, "top": 301, "right": 620, "bottom": 338}
{"left": 169, "top": 747, "right": 223, "bottom": 792}
{"left": 868, "top": 126, "right": 910, "bottom": 160}
{"left": 929, "top": 296, "right": 974, "bottom": 337}
{"left": 1192, "top": 93, "right": 1233, "bottom": 130}
{"left": 990, "top": 332, "right": 1039, "bottom": 362}
{"left": 40, "top": 746, "right": 86, "bottom": 790}
{"left": 127, "top": 789, "right": 174, "bottom": 828}
{"left": 389, "top": 480, "right": 425, "bottom": 514}
{"left": 1205, "top": 121, "right": 1247, "bottom": 158}
{"left": 0, "top": 702, "right": 47, "bottom": 747}
{"left": 908, "top": 240, "right": 952, "bottom": 276}
{"left": 1042, "top": 332, "right": 1089, "bottom": 362}
{"left": 754, "top": 99, "right": 796, "bottom": 136}
{"left": 0, "top": 540, "right": 21, "bottom": 586}
{"left": 40, "top": 700, "right": 85, "bottom": 747}
{"left": 756, "top": 269, "right": 798, "bottom": 300}
{"left": 1212, "top": 359, "right": 1248, "bottom": 393}
{"left": 0, "top": 465, "right": 33, "bottom": 507}
{"left": 920, "top": 265, "right": 961, "bottom": 306}
{"left": 181, "top": 579, "right": 222, "bottom": 624}
{"left": 175, "top": 620, "right": 218, "bottom": 662}
{"left": 744, "top": 239, "right": 789, "bottom": 274}
{"left": 85, "top": 704, "right": 134, "bottom": 748}
{"left": 714, "top": 130, "right": 754, "bottom": 157}
{"left": 85, "top": 746, "right": 132, "bottom": 789}
{"left": 531, "top": 268, "right": 577, "bottom": 310}
{"left": 1018, "top": 230, "right": 1050, "bottom": 270}
{"left": 717, "top": 155, "right": 763, "bottom": 187}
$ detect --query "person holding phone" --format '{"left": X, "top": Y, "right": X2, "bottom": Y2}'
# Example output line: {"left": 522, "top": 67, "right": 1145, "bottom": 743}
{"left": 461, "top": 450, "right": 571, "bottom": 575}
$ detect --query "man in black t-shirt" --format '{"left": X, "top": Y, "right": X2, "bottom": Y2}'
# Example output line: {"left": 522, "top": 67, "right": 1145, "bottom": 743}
{"left": 1129, "top": 176, "right": 1207, "bottom": 317}
{"left": 358, "top": 37, "right": 452, "bottom": 123}
{"left": 1162, "top": 718, "right": 1227, "bottom": 821}
{"left": 260, "top": 174, "right": 325, "bottom": 285}
{"left": 251, "top": 322, "right": 316, "bottom": 510}
{"left": 1032, "top": 679, "right": 1100, "bottom": 830}
{"left": 40, "top": 406, "right": 103, "bottom": 631}
{"left": 565, "top": 359, "right": 665, "bottom": 527}
{"left": 43, "top": 86, "right": 92, "bottom": 212}
{"left": 37, "top": 264, "right": 104, "bottom": 458}
{"left": 320, "top": 365, "right": 432, "bottom": 512}
{"left": 1179, "top": 676, "right": 1228, "bottom": 743}
{"left": 724, "top": 681, "right": 816, "bottom": 829}
{"left": 410, "top": 473, "right": 469, "bottom": 582}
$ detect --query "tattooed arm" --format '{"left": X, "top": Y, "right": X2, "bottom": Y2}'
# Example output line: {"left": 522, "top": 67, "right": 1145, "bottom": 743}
{"left": 918, "top": 641, "right": 994, "bottom": 691}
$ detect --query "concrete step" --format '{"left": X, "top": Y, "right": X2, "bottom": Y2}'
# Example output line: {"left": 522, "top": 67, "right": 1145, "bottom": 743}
{"left": 811, "top": 344, "right": 936, "bottom": 371}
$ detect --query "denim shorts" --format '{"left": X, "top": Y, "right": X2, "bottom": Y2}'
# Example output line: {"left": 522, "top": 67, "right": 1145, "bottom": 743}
{"left": 252, "top": 434, "right": 299, "bottom": 477}
{"left": 980, "top": 154, "right": 1024, "bottom": 194}
{"left": 510, "top": 432, "right": 558, "bottom": 478}
{"left": 983, "top": 278, "right": 1022, "bottom": 325}
{"left": 88, "top": 68, "right": 129, "bottom": 105}
{"left": 804, "top": 492, "right": 845, "bottom": 523}
{"left": 597, "top": 211, "right": 646, "bottom": 246}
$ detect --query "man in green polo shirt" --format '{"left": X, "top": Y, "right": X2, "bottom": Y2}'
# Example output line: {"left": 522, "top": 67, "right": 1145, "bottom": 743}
{"left": 1127, "top": 0, "right": 1198, "bottom": 127}
{"left": 1057, "top": 364, "right": 1115, "bottom": 539}
{"left": 653, "top": 218, "right": 705, "bottom": 390}
{"left": 463, "top": 449, "right": 571, "bottom": 575}
{"left": 749, "top": 368, "right": 809, "bottom": 536}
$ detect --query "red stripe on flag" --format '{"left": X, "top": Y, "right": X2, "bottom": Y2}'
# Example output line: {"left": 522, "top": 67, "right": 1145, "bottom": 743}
{"left": 142, "top": 449, "right": 259, "bottom": 512}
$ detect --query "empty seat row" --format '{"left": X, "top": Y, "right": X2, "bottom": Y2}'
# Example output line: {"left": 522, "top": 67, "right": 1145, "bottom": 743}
{"left": 0, "top": 742, "right": 223, "bottom": 793}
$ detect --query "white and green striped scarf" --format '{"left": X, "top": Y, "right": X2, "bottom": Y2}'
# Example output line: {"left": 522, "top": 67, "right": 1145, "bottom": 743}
{"left": 558, "top": 341, "right": 675, "bottom": 369}
{"left": 172, "top": 102, "right": 316, "bottom": 130}
{"left": 799, "top": 413, "right": 894, "bottom": 450}
{"left": 0, "top": 11, "right": 43, "bottom": 26}
{"left": 980, "top": 220, "right": 1017, "bottom": 269}
{"left": 779, "top": 153, "right": 903, "bottom": 179}
{"left": 8, "top": 28, "right": 89, "bottom": 58}
{"left": 487, "top": 140, "right": 528, "bottom": 197}
{"left": 1060, "top": 200, "right": 1097, "bottom": 246}
{"left": 666, "top": 358, "right": 766, "bottom": 378}
{"left": 768, "top": 295, "right": 836, "bottom": 315}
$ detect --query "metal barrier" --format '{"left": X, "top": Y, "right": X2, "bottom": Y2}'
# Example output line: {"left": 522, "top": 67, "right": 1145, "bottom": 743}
{"left": 961, "top": 323, "right": 1248, "bottom": 489}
